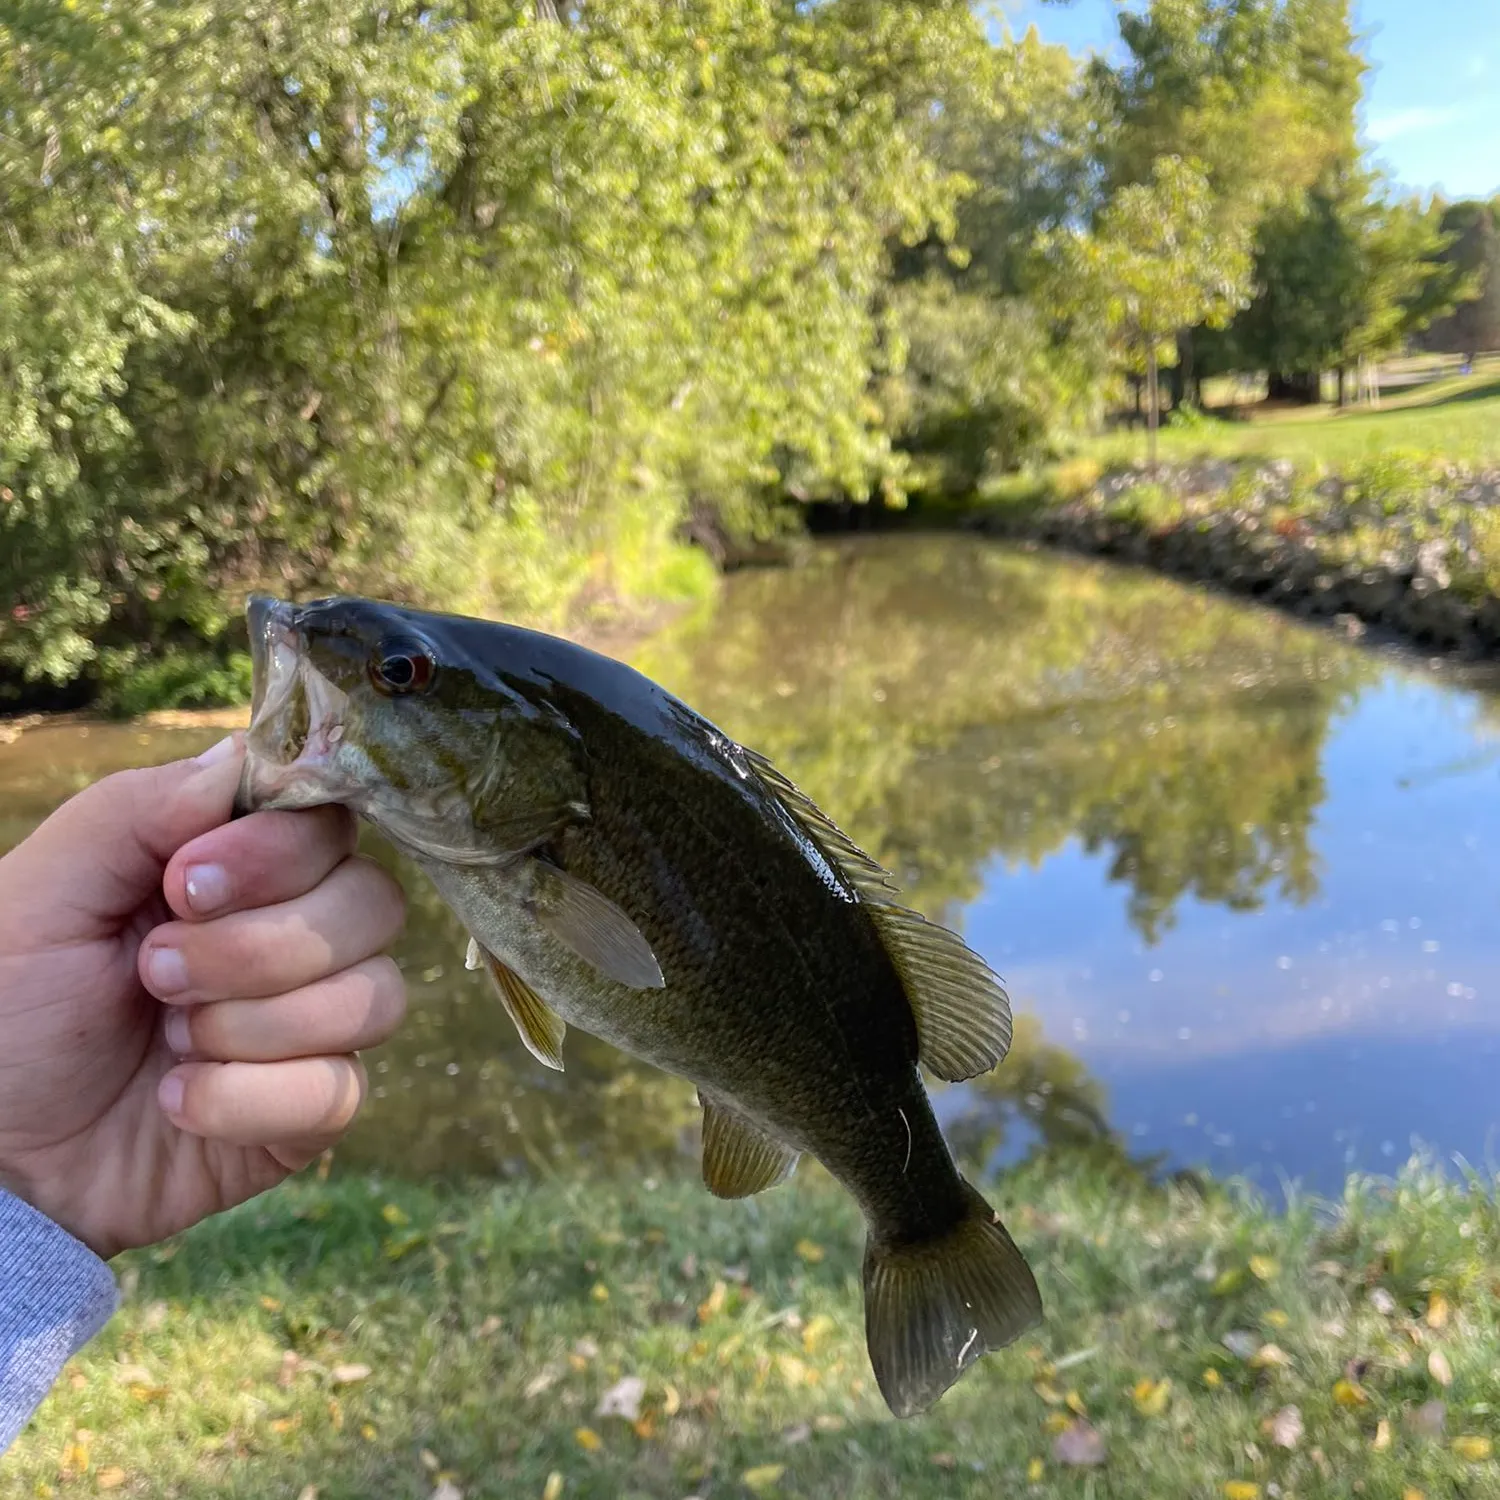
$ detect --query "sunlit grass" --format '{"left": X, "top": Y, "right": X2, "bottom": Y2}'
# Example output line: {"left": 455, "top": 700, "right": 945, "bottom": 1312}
{"left": 10, "top": 1158, "right": 1498, "bottom": 1498}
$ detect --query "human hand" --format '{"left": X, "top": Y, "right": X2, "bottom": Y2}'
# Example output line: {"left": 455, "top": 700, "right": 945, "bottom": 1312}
{"left": 0, "top": 735, "right": 406, "bottom": 1259}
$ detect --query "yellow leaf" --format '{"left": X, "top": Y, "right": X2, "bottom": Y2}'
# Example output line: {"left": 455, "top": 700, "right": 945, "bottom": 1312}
{"left": 1027, "top": 1457, "right": 1045, "bottom": 1482}
{"left": 542, "top": 1475, "right": 564, "bottom": 1500}
{"left": 96, "top": 1468, "right": 126, "bottom": 1490}
{"left": 269, "top": 1417, "right": 299, "bottom": 1435}
{"left": 802, "top": 1314, "right": 835, "bottom": 1354}
{"left": 662, "top": 1383, "right": 682, "bottom": 1418}
{"left": 1404, "top": 1491, "right": 1427, "bottom": 1500}
{"left": 1132, "top": 1377, "right": 1171, "bottom": 1417}
{"left": 1250, "top": 1344, "right": 1292, "bottom": 1370}
{"left": 777, "top": 1355, "right": 808, "bottom": 1388}
{"left": 1212, "top": 1268, "right": 1244, "bottom": 1295}
{"left": 574, "top": 1428, "right": 602, "bottom": 1452}
{"left": 360, "top": 1424, "right": 378, "bottom": 1441}
{"left": 330, "top": 1364, "right": 371, "bottom": 1386}
{"left": 590, "top": 1283, "right": 609, "bottom": 1303}
{"left": 1264, "top": 1309, "right": 1290, "bottom": 1329}
{"left": 1453, "top": 1435, "right": 1493, "bottom": 1462}
{"left": 1203, "top": 1368, "right": 1223, "bottom": 1389}
{"left": 698, "top": 1281, "right": 727, "bottom": 1322}
{"left": 1033, "top": 1380, "right": 1064, "bottom": 1405}
{"left": 1425, "top": 1292, "right": 1451, "bottom": 1329}
{"left": 1223, "top": 1484, "right": 1260, "bottom": 1500}
{"left": 1332, "top": 1379, "right": 1369, "bottom": 1408}
{"left": 1427, "top": 1349, "right": 1453, "bottom": 1387}
{"left": 632, "top": 1416, "right": 655, "bottom": 1440}
{"left": 1373, "top": 1419, "right": 1391, "bottom": 1452}
{"left": 1043, "top": 1412, "right": 1072, "bottom": 1435}
{"left": 127, "top": 1384, "right": 168, "bottom": 1404}
{"left": 742, "top": 1465, "right": 785, "bottom": 1493}
{"left": 795, "top": 1239, "right": 825, "bottom": 1264}
{"left": 327, "top": 1399, "right": 344, "bottom": 1432}
{"left": 1065, "top": 1390, "right": 1087, "bottom": 1416}
{"left": 813, "top": 1414, "right": 845, "bottom": 1433}
{"left": 1249, "top": 1256, "right": 1279, "bottom": 1281}
{"left": 381, "top": 1203, "right": 410, "bottom": 1226}
{"left": 259, "top": 1296, "right": 282, "bottom": 1312}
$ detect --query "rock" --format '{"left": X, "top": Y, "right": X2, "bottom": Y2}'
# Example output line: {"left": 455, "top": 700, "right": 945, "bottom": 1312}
{"left": 1415, "top": 538, "right": 1452, "bottom": 590}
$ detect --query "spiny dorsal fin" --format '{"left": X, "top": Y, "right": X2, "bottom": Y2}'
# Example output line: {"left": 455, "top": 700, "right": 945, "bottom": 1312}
{"left": 867, "top": 902, "right": 1013, "bottom": 1082}
{"left": 699, "top": 1093, "right": 800, "bottom": 1199}
{"left": 738, "top": 746, "right": 898, "bottom": 898}
{"left": 738, "top": 746, "right": 1010, "bottom": 1082}
{"left": 471, "top": 937, "right": 567, "bottom": 1072}
{"left": 528, "top": 860, "right": 665, "bottom": 991}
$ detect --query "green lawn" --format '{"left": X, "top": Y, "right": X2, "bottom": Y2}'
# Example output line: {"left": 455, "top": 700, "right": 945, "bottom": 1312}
{"left": 1080, "top": 361, "right": 1500, "bottom": 471}
{"left": 8, "top": 1158, "right": 1498, "bottom": 1499}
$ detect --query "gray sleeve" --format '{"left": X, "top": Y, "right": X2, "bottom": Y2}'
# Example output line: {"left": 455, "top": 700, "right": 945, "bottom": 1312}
{"left": 0, "top": 1190, "right": 118, "bottom": 1455}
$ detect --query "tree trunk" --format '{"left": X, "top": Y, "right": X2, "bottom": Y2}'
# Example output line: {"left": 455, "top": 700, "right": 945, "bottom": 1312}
{"left": 1337, "top": 366, "right": 1346, "bottom": 408}
{"left": 1174, "top": 329, "right": 1195, "bottom": 411}
{"left": 1267, "top": 370, "right": 1322, "bottom": 404}
{"left": 1147, "top": 347, "right": 1159, "bottom": 473}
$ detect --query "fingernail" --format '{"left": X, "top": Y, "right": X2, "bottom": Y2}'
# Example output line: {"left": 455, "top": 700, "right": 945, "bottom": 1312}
{"left": 146, "top": 945, "right": 188, "bottom": 995}
{"left": 164, "top": 1008, "right": 193, "bottom": 1055}
{"left": 183, "top": 863, "right": 230, "bottom": 913}
{"left": 158, "top": 1072, "right": 185, "bottom": 1117}
{"left": 193, "top": 734, "right": 237, "bottom": 769}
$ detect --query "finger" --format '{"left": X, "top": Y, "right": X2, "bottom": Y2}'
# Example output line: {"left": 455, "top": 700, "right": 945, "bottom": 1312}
{"left": 7, "top": 735, "right": 245, "bottom": 934}
{"left": 140, "top": 855, "right": 406, "bottom": 1004}
{"left": 165, "top": 956, "right": 406, "bottom": 1063}
{"left": 158, "top": 1055, "right": 367, "bottom": 1145}
{"left": 162, "top": 805, "right": 358, "bottom": 921}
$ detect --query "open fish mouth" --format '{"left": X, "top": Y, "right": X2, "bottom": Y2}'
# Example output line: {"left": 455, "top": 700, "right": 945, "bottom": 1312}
{"left": 233, "top": 594, "right": 353, "bottom": 814}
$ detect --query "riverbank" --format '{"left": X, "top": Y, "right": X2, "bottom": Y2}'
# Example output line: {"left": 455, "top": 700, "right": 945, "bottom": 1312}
{"left": 960, "top": 453, "right": 1500, "bottom": 658}
{"left": 9, "top": 1159, "right": 1497, "bottom": 1499}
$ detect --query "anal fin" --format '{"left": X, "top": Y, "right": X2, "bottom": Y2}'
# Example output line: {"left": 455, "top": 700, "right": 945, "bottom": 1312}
{"left": 699, "top": 1094, "right": 799, "bottom": 1199}
{"left": 471, "top": 937, "right": 567, "bottom": 1072}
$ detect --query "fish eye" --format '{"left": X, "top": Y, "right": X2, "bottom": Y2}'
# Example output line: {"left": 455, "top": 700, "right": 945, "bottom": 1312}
{"left": 369, "top": 636, "right": 436, "bottom": 696}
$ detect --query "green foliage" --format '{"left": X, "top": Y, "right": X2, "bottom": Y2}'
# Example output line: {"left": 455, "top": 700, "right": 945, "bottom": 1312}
{"left": 95, "top": 649, "right": 256, "bottom": 719}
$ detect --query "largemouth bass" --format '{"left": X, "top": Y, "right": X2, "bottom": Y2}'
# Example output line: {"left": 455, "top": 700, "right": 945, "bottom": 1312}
{"left": 235, "top": 593, "right": 1042, "bottom": 1416}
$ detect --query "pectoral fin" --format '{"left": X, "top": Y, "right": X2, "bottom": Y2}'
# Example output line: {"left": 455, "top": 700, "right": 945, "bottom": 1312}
{"left": 374, "top": 791, "right": 580, "bottom": 868}
{"left": 528, "top": 861, "right": 665, "bottom": 991}
{"left": 699, "top": 1093, "right": 799, "bottom": 1198}
{"left": 470, "top": 937, "right": 567, "bottom": 1071}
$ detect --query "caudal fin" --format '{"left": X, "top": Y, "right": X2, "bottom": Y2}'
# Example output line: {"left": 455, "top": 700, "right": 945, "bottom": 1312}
{"left": 863, "top": 1179, "right": 1042, "bottom": 1418}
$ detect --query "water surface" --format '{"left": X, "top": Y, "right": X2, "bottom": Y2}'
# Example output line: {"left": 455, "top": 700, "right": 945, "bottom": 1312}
{"left": 5, "top": 537, "right": 1498, "bottom": 1193}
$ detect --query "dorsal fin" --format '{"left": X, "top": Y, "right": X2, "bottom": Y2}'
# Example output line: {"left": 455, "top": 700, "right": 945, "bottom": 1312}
{"left": 737, "top": 746, "right": 898, "bottom": 898}
{"left": 739, "top": 745, "right": 1011, "bottom": 1082}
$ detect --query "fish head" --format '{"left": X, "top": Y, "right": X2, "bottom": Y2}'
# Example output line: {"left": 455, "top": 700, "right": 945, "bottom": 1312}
{"left": 237, "top": 593, "right": 586, "bottom": 861}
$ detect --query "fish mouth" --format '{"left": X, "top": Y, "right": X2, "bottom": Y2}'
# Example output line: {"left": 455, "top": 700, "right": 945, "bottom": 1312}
{"left": 234, "top": 594, "right": 353, "bottom": 815}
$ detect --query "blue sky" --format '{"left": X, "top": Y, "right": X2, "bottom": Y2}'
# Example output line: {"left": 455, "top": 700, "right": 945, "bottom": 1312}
{"left": 1000, "top": 0, "right": 1500, "bottom": 201}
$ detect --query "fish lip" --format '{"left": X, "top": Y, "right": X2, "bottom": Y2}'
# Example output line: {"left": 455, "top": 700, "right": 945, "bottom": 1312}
{"left": 238, "top": 595, "right": 354, "bottom": 813}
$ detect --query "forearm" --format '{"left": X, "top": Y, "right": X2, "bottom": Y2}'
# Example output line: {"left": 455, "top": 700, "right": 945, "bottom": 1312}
{"left": 0, "top": 1190, "right": 118, "bottom": 1455}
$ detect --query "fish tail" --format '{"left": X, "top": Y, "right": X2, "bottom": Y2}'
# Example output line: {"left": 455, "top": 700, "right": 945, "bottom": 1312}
{"left": 862, "top": 1177, "right": 1042, "bottom": 1418}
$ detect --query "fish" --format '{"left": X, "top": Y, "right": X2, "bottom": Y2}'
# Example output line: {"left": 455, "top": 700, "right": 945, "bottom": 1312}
{"left": 234, "top": 592, "right": 1042, "bottom": 1416}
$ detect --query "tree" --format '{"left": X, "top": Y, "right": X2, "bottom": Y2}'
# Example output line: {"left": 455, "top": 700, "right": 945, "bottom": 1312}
{"left": 1044, "top": 155, "right": 1253, "bottom": 467}
{"left": 1420, "top": 201, "right": 1500, "bottom": 362}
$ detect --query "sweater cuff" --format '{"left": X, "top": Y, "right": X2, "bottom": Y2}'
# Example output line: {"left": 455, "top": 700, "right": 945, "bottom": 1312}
{"left": 0, "top": 1189, "right": 118, "bottom": 1454}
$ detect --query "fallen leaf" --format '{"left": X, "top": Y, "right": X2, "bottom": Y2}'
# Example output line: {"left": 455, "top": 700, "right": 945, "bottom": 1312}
{"left": 524, "top": 1369, "right": 558, "bottom": 1399}
{"left": 1052, "top": 1420, "right": 1107, "bottom": 1467}
{"left": 1065, "top": 1390, "right": 1087, "bottom": 1416}
{"left": 801, "top": 1314, "right": 835, "bottom": 1354}
{"left": 596, "top": 1376, "right": 646, "bottom": 1422}
{"left": 1212, "top": 1268, "right": 1245, "bottom": 1296}
{"left": 1425, "top": 1293, "right": 1450, "bottom": 1330}
{"left": 1373, "top": 1418, "right": 1391, "bottom": 1452}
{"left": 477, "top": 1315, "right": 502, "bottom": 1338}
{"left": 1250, "top": 1344, "right": 1292, "bottom": 1370}
{"left": 631, "top": 1416, "right": 655, "bottom": 1440}
{"left": 1332, "top": 1379, "right": 1369, "bottom": 1408}
{"left": 742, "top": 1463, "right": 785, "bottom": 1493}
{"left": 1405, "top": 1399, "right": 1446, "bottom": 1439}
{"left": 330, "top": 1364, "right": 371, "bottom": 1386}
{"left": 795, "top": 1240, "right": 824, "bottom": 1264}
{"left": 590, "top": 1283, "right": 610, "bottom": 1303}
{"left": 1203, "top": 1369, "right": 1223, "bottom": 1389}
{"left": 1453, "top": 1435, "right": 1493, "bottom": 1462}
{"left": 421, "top": 1450, "right": 441, "bottom": 1472}
{"left": 1222, "top": 1330, "right": 1260, "bottom": 1360}
{"left": 661, "top": 1382, "right": 682, "bottom": 1418}
{"left": 541, "top": 1475, "right": 564, "bottom": 1500}
{"left": 1034, "top": 1380, "right": 1064, "bottom": 1405}
{"left": 929, "top": 1452, "right": 956, "bottom": 1469}
{"left": 1404, "top": 1491, "right": 1426, "bottom": 1500}
{"left": 97, "top": 1468, "right": 126, "bottom": 1490}
{"left": 360, "top": 1423, "right": 378, "bottom": 1441}
{"left": 781, "top": 1424, "right": 810, "bottom": 1446}
{"left": 777, "top": 1354, "right": 809, "bottom": 1388}
{"left": 698, "top": 1281, "right": 727, "bottom": 1323}
{"left": 112, "top": 1365, "right": 154, "bottom": 1386}
{"left": 573, "top": 1338, "right": 600, "bottom": 1361}
{"left": 574, "top": 1428, "right": 602, "bottom": 1453}
{"left": 1249, "top": 1256, "right": 1279, "bottom": 1281}
{"left": 1132, "top": 1377, "right": 1171, "bottom": 1417}
{"left": 381, "top": 1203, "right": 409, "bottom": 1227}
{"left": 1368, "top": 1288, "right": 1396, "bottom": 1316}
{"left": 430, "top": 1483, "right": 463, "bottom": 1500}
{"left": 1043, "top": 1412, "right": 1072, "bottom": 1435}
{"left": 127, "top": 1384, "right": 168, "bottom": 1404}
{"left": 1263, "top": 1309, "right": 1290, "bottom": 1329}
{"left": 1267, "top": 1405, "right": 1303, "bottom": 1449}
{"left": 813, "top": 1414, "right": 844, "bottom": 1433}
{"left": 1223, "top": 1484, "right": 1260, "bottom": 1500}
{"left": 1427, "top": 1349, "right": 1453, "bottom": 1388}
{"left": 269, "top": 1417, "right": 299, "bottom": 1435}
{"left": 1027, "top": 1457, "right": 1045, "bottom": 1482}
{"left": 297, "top": 1487, "right": 318, "bottom": 1500}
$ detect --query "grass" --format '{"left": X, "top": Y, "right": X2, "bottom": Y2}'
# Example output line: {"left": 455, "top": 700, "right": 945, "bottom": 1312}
{"left": 8, "top": 1158, "right": 1499, "bottom": 1499}
{"left": 1078, "top": 361, "right": 1500, "bottom": 471}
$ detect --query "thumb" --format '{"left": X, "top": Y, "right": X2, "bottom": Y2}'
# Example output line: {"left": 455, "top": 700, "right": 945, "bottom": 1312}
{"left": 13, "top": 734, "right": 247, "bottom": 931}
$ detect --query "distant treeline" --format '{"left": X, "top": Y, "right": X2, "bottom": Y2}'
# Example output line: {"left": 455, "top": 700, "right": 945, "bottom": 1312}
{"left": 0, "top": 1, "right": 1487, "bottom": 706}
